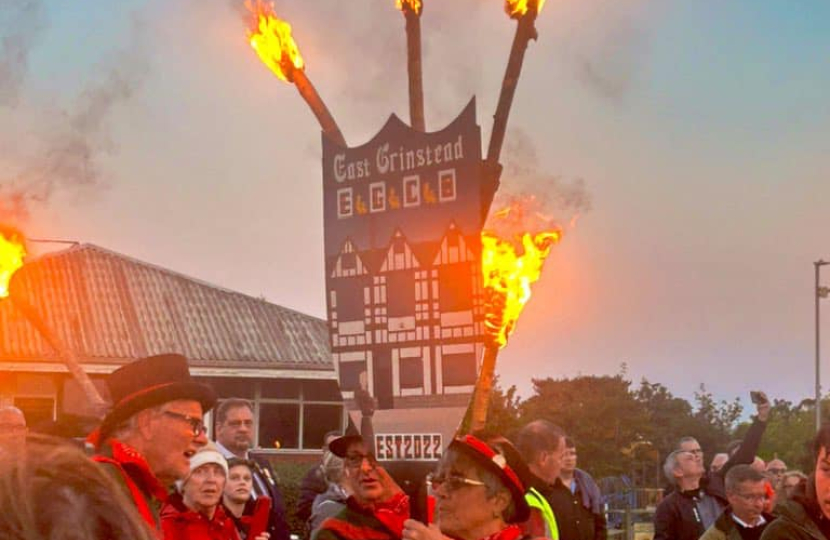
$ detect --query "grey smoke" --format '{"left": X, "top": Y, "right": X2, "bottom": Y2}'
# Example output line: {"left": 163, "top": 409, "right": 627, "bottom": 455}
{"left": 0, "top": 13, "right": 148, "bottom": 221}
{"left": 491, "top": 127, "right": 592, "bottom": 228}
{"left": 0, "top": 0, "right": 45, "bottom": 108}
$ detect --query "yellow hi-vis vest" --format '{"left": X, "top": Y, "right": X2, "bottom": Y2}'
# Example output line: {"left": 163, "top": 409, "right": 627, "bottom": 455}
{"left": 526, "top": 487, "right": 559, "bottom": 540}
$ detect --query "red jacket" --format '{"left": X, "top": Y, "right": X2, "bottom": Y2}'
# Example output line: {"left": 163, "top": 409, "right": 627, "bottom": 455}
{"left": 94, "top": 438, "right": 169, "bottom": 537}
{"left": 161, "top": 494, "right": 241, "bottom": 540}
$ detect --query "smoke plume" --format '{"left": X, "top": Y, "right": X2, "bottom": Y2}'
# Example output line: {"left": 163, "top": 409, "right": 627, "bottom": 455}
{"left": 0, "top": 14, "right": 148, "bottom": 221}
{"left": 0, "top": 0, "right": 45, "bottom": 108}
{"left": 488, "top": 127, "right": 592, "bottom": 235}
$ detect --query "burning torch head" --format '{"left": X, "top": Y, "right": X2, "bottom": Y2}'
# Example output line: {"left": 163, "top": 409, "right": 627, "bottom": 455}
{"left": 246, "top": 0, "right": 305, "bottom": 83}
{"left": 395, "top": 0, "right": 423, "bottom": 16}
{"left": 0, "top": 225, "right": 27, "bottom": 299}
{"left": 504, "top": 0, "right": 545, "bottom": 20}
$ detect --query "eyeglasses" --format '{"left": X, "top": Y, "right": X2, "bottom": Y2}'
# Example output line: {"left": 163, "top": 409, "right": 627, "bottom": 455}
{"left": 344, "top": 453, "right": 379, "bottom": 469}
{"left": 767, "top": 468, "right": 786, "bottom": 475}
{"left": 681, "top": 449, "right": 703, "bottom": 457}
{"left": 427, "top": 473, "right": 486, "bottom": 492}
{"left": 161, "top": 410, "right": 206, "bottom": 437}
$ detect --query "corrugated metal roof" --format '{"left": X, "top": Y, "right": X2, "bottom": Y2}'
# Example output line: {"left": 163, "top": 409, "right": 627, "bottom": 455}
{"left": 0, "top": 244, "right": 332, "bottom": 370}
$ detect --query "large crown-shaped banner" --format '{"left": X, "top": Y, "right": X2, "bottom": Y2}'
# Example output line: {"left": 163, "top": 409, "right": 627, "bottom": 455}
{"left": 322, "top": 99, "right": 488, "bottom": 459}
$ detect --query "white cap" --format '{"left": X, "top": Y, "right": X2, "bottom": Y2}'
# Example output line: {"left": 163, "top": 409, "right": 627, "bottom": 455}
{"left": 188, "top": 449, "right": 229, "bottom": 477}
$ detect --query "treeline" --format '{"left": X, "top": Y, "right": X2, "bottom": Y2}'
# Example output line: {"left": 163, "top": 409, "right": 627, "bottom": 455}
{"left": 486, "top": 372, "right": 819, "bottom": 485}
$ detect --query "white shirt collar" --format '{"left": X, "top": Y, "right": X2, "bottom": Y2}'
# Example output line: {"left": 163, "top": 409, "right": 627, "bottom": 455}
{"left": 731, "top": 513, "right": 766, "bottom": 528}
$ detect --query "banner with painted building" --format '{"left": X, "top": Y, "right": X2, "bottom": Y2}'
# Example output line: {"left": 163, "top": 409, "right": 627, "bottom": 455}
{"left": 322, "top": 99, "right": 486, "bottom": 456}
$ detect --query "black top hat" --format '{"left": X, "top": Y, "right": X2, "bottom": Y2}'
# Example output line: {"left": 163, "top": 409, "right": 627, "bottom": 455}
{"left": 449, "top": 435, "right": 531, "bottom": 523}
{"left": 100, "top": 354, "right": 216, "bottom": 436}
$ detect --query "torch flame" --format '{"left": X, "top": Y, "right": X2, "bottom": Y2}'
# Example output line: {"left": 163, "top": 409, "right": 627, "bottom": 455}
{"left": 395, "top": 0, "right": 422, "bottom": 15}
{"left": 0, "top": 227, "right": 26, "bottom": 299}
{"left": 246, "top": 0, "right": 304, "bottom": 82}
{"left": 504, "top": 0, "right": 546, "bottom": 19}
{"left": 481, "top": 205, "right": 561, "bottom": 348}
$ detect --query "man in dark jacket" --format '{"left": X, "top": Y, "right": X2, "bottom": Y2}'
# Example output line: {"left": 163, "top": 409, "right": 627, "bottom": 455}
{"left": 557, "top": 437, "right": 607, "bottom": 540}
{"left": 653, "top": 393, "right": 771, "bottom": 540}
{"left": 700, "top": 465, "right": 775, "bottom": 540}
{"left": 760, "top": 425, "right": 830, "bottom": 540}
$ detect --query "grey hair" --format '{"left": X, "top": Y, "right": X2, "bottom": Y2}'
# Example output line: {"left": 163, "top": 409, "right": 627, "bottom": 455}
{"left": 442, "top": 446, "right": 517, "bottom": 523}
{"left": 663, "top": 450, "right": 682, "bottom": 484}
{"left": 725, "top": 464, "right": 765, "bottom": 492}
{"left": 323, "top": 453, "right": 345, "bottom": 484}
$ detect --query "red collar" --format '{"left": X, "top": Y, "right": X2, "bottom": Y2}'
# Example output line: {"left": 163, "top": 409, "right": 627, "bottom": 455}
{"left": 107, "top": 439, "right": 170, "bottom": 502}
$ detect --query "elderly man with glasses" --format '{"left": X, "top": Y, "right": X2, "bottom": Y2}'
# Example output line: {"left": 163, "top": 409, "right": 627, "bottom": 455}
{"left": 654, "top": 393, "right": 772, "bottom": 540}
{"left": 312, "top": 433, "right": 409, "bottom": 540}
{"left": 91, "top": 354, "right": 217, "bottom": 536}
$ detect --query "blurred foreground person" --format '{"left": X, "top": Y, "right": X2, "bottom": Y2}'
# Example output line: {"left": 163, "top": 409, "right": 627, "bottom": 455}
{"left": 92, "top": 354, "right": 217, "bottom": 534}
{"left": 760, "top": 425, "right": 830, "bottom": 540}
{"left": 700, "top": 465, "right": 775, "bottom": 540}
{"left": 313, "top": 434, "right": 409, "bottom": 540}
{"left": 0, "top": 406, "right": 27, "bottom": 460}
{"left": 162, "top": 445, "right": 253, "bottom": 540}
{"left": 0, "top": 435, "right": 155, "bottom": 540}
{"left": 402, "top": 434, "right": 539, "bottom": 540}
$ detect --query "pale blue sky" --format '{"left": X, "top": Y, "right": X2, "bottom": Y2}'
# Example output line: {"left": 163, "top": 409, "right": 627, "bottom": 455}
{"left": 2, "top": 0, "right": 829, "bottom": 408}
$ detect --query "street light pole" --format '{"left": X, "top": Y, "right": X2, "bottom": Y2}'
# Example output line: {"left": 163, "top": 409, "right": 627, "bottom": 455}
{"left": 816, "top": 260, "right": 829, "bottom": 431}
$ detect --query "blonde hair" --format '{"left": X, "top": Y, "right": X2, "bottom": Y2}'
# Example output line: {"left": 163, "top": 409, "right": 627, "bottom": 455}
{"left": 0, "top": 435, "right": 155, "bottom": 540}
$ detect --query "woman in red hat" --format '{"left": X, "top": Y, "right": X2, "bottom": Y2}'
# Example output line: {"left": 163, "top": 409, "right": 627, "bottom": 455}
{"left": 402, "top": 435, "right": 546, "bottom": 540}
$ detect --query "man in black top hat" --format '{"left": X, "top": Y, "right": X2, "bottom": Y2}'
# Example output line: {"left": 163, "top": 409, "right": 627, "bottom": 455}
{"left": 91, "top": 353, "right": 217, "bottom": 536}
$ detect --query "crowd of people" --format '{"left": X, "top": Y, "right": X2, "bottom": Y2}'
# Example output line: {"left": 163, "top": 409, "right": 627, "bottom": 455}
{"left": 0, "top": 353, "right": 828, "bottom": 540}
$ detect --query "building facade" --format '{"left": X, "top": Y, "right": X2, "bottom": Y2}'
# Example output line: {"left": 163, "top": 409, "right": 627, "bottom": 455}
{"left": 0, "top": 243, "right": 342, "bottom": 452}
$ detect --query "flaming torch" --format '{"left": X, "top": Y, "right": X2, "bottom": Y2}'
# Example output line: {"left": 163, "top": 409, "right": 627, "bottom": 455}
{"left": 394, "top": 0, "right": 425, "bottom": 131}
{"left": 468, "top": 198, "right": 561, "bottom": 432}
{"left": 0, "top": 227, "right": 107, "bottom": 415}
{"left": 484, "top": 0, "right": 546, "bottom": 201}
{"left": 246, "top": 0, "right": 347, "bottom": 147}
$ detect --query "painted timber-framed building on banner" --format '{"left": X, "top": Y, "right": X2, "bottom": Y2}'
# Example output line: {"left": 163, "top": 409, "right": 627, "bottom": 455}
{"left": 0, "top": 243, "right": 342, "bottom": 453}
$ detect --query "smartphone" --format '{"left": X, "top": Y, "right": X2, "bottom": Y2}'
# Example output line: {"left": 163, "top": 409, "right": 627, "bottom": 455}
{"left": 750, "top": 391, "right": 764, "bottom": 405}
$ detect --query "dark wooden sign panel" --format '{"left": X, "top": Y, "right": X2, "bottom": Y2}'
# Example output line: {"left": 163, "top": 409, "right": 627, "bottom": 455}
{"left": 322, "top": 99, "right": 487, "bottom": 444}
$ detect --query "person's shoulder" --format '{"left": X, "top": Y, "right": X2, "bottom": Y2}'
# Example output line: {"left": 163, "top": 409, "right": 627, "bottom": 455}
{"left": 700, "top": 521, "right": 727, "bottom": 540}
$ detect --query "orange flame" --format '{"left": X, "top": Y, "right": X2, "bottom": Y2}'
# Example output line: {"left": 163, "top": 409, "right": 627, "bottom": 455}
{"left": 0, "top": 227, "right": 26, "bottom": 299}
{"left": 395, "top": 0, "right": 422, "bottom": 15}
{"left": 481, "top": 205, "right": 561, "bottom": 348}
{"left": 246, "top": 0, "right": 304, "bottom": 82}
{"left": 504, "top": 0, "right": 546, "bottom": 19}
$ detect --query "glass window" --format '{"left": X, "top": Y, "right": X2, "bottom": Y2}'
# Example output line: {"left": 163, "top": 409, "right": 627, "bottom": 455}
{"left": 261, "top": 379, "right": 300, "bottom": 399}
{"left": 303, "top": 380, "right": 343, "bottom": 401}
{"left": 14, "top": 397, "right": 55, "bottom": 426}
{"left": 302, "top": 404, "right": 343, "bottom": 449}
{"left": 258, "top": 403, "right": 299, "bottom": 449}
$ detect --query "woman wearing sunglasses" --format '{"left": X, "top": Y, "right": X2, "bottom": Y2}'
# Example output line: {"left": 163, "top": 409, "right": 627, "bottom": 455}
{"left": 403, "top": 435, "right": 543, "bottom": 540}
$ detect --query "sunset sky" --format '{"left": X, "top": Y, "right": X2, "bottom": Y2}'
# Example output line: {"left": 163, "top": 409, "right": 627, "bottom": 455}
{"left": 2, "top": 0, "right": 829, "bottom": 409}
